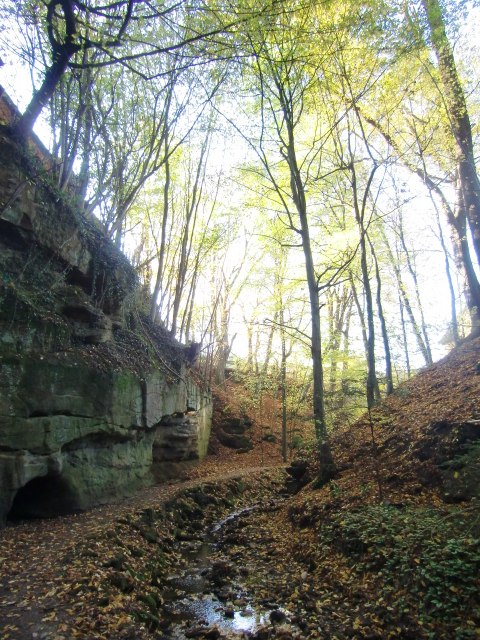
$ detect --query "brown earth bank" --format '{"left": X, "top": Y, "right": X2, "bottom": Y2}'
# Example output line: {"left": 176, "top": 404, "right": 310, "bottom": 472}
{"left": 1, "top": 337, "right": 480, "bottom": 640}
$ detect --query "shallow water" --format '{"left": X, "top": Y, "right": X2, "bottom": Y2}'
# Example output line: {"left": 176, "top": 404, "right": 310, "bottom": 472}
{"left": 162, "top": 506, "right": 274, "bottom": 637}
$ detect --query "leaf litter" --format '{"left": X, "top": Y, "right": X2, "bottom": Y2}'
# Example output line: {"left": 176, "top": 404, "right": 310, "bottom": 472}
{"left": 1, "top": 337, "right": 480, "bottom": 639}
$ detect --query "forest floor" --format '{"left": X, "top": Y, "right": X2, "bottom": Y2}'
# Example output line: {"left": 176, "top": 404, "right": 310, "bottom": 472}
{"left": 1, "top": 336, "right": 480, "bottom": 640}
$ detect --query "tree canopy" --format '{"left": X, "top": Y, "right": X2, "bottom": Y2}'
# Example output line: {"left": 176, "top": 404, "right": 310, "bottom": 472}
{"left": 1, "top": 0, "right": 479, "bottom": 471}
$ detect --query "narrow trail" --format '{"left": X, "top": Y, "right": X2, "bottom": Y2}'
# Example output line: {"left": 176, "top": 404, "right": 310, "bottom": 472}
{"left": 0, "top": 463, "right": 285, "bottom": 640}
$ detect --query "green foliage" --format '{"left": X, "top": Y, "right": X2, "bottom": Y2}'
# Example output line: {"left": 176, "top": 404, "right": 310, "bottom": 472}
{"left": 320, "top": 505, "right": 480, "bottom": 626}
{"left": 393, "top": 385, "right": 409, "bottom": 399}
{"left": 292, "top": 434, "right": 304, "bottom": 449}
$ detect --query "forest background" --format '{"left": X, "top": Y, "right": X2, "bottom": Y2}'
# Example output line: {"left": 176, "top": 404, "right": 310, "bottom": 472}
{"left": 1, "top": 0, "right": 479, "bottom": 468}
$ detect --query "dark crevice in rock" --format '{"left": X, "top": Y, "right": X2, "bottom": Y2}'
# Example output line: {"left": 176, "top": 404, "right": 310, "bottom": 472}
{"left": 28, "top": 410, "right": 95, "bottom": 419}
{"left": 61, "top": 432, "right": 140, "bottom": 452}
{"left": 64, "top": 265, "right": 94, "bottom": 295}
{"left": 7, "top": 474, "right": 79, "bottom": 520}
{"left": 0, "top": 218, "right": 32, "bottom": 250}
{"left": 62, "top": 304, "right": 100, "bottom": 324}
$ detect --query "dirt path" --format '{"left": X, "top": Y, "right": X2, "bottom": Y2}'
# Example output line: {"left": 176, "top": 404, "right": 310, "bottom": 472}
{"left": 0, "top": 463, "right": 285, "bottom": 640}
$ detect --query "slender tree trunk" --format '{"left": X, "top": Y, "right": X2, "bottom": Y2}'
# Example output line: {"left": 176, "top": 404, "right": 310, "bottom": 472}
{"left": 280, "top": 303, "right": 288, "bottom": 463}
{"left": 327, "top": 293, "right": 336, "bottom": 395}
{"left": 60, "top": 67, "right": 92, "bottom": 191}
{"left": 261, "top": 312, "right": 277, "bottom": 378}
{"left": 262, "top": 63, "right": 334, "bottom": 483}
{"left": 285, "top": 138, "right": 334, "bottom": 481}
{"left": 247, "top": 325, "right": 253, "bottom": 370}
{"left": 429, "top": 194, "right": 459, "bottom": 344}
{"left": 170, "top": 213, "right": 192, "bottom": 337}
{"left": 368, "top": 236, "right": 394, "bottom": 395}
{"left": 240, "top": 306, "right": 255, "bottom": 371}
{"left": 350, "top": 273, "right": 381, "bottom": 403}
{"left": 341, "top": 297, "right": 353, "bottom": 404}
{"left": 350, "top": 165, "right": 380, "bottom": 409}
{"left": 327, "top": 288, "right": 350, "bottom": 407}
{"left": 397, "top": 214, "right": 433, "bottom": 365}
{"left": 350, "top": 274, "right": 369, "bottom": 361}
{"left": 214, "top": 305, "right": 232, "bottom": 387}
{"left": 181, "top": 269, "right": 198, "bottom": 343}
{"left": 77, "top": 101, "right": 92, "bottom": 205}
{"left": 171, "top": 133, "right": 209, "bottom": 337}
{"left": 254, "top": 327, "right": 260, "bottom": 376}
{"left": 380, "top": 225, "right": 432, "bottom": 366}
{"left": 150, "top": 132, "right": 170, "bottom": 323}
{"left": 399, "top": 294, "right": 411, "bottom": 378}
{"left": 184, "top": 276, "right": 197, "bottom": 344}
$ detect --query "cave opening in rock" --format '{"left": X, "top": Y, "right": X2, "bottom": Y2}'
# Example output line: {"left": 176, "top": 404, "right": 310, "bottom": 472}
{"left": 8, "top": 475, "right": 78, "bottom": 520}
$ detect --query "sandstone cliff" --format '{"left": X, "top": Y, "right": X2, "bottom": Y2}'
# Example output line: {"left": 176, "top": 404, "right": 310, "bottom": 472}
{"left": 0, "top": 131, "right": 212, "bottom": 526}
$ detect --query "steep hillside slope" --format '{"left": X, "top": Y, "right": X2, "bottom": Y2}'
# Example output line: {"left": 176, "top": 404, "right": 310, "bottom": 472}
{"left": 255, "top": 337, "right": 480, "bottom": 639}
{"left": 326, "top": 334, "right": 480, "bottom": 506}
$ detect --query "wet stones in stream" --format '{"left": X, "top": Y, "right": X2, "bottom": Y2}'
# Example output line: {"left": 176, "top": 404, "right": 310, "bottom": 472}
{"left": 160, "top": 502, "right": 297, "bottom": 640}
{"left": 104, "top": 473, "right": 298, "bottom": 640}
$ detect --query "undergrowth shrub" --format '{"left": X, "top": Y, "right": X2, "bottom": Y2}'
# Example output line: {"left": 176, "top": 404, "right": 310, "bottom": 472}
{"left": 319, "top": 505, "right": 480, "bottom": 627}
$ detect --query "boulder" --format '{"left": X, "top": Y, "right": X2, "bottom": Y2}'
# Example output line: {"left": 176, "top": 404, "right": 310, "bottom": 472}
{"left": 220, "top": 417, "right": 247, "bottom": 435}
{"left": 286, "top": 459, "right": 309, "bottom": 480}
{"left": 152, "top": 404, "right": 213, "bottom": 482}
{"left": 285, "top": 459, "right": 312, "bottom": 494}
{"left": 217, "top": 429, "right": 253, "bottom": 451}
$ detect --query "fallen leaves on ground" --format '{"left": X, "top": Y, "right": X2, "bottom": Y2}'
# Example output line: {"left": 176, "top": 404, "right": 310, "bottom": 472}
{"left": 2, "top": 338, "right": 480, "bottom": 639}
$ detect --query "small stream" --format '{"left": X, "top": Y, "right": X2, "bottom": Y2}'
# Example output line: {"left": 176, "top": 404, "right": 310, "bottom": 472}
{"left": 160, "top": 505, "right": 280, "bottom": 637}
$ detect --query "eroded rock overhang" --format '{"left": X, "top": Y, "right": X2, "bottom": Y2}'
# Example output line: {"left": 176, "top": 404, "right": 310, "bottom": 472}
{"left": 0, "top": 126, "right": 212, "bottom": 526}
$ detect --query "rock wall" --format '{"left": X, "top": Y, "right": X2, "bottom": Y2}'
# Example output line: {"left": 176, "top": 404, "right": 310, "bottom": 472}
{"left": 0, "top": 355, "right": 211, "bottom": 524}
{"left": 0, "top": 129, "right": 212, "bottom": 526}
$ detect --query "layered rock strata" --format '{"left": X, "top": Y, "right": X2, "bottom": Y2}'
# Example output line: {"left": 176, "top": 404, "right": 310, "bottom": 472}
{"left": 0, "top": 129, "right": 212, "bottom": 525}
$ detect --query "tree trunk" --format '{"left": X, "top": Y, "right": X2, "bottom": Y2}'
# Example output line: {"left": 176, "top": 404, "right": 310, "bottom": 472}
{"left": 280, "top": 304, "right": 288, "bottom": 463}
{"left": 368, "top": 236, "right": 394, "bottom": 395}
{"left": 171, "top": 133, "right": 209, "bottom": 337}
{"left": 261, "top": 312, "right": 277, "bottom": 378}
{"left": 350, "top": 273, "right": 381, "bottom": 404}
{"left": 13, "top": 43, "right": 78, "bottom": 139}
{"left": 454, "top": 182, "right": 480, "bottom": 330}
{"left": 150, "top": 133, "right": 170, "bottom": 323}
{"left": 399, "top": 294, "right": 411, "bottom": 378}
{"left": 422, "top": 0, "right": 480, "bottom": 267}
{"left": 341, "top": 297, "right": 354, "bottom": 403}
{"left": 430, "top": 194, "right": 459, "bottom": 344}
{"left": 350, "top": 164, "right": 380, "bottom": 409}
{"left": 327, "top": 287, "right": 351, "bottom": 408}
{"left": 77, "top": 98, "right": 93, "bottom": 205}
{"left": 397, "top": 213, "right": 433, "bottom": 365}
{"left": 327, "top": 293, "right": 336, "bottom": 395}
{"left": 181, "top": 270, "right": 198, "bottom": 344}
{"left": 380, "top": 225, "right": 432, "bottom": 367}
{"left": 214, "top": 305, "right": 233, "bottom": 387}
{"left": 284, "top": 129, "right": 334, "bottom": 483}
